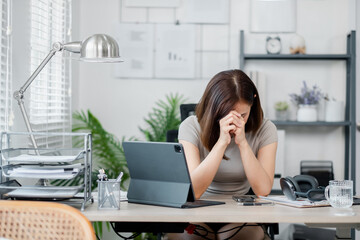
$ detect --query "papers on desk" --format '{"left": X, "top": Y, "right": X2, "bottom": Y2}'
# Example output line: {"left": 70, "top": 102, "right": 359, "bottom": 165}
{"left": 259, "top": 195, "right": 330, "bottom": 208}
{"left": 5, "top": 163, "right": 82, "bottom": 179}
{"left": 7, "top": 154, "right": 82, "bottom": 163}
{"left": 7, "top": 188, "right": 79, "bottom": 199}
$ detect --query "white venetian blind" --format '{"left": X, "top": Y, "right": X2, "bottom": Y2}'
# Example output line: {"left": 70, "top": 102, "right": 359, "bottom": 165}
{"left": 29, "top": 0, "right": 72, "bottom": 147}
{"left": 0, "top": 0, "right": 12, "bottom": 132}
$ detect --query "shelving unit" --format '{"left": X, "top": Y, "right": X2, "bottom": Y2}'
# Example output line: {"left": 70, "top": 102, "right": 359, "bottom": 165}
{"left": 0, "top": 131, "right": 93, "bottom": 211}
{"left": 239, "top": 30, "right": 356, "bottom": 191}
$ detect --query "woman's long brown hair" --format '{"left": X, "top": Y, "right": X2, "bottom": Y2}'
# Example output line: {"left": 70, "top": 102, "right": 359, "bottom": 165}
{"left": 196, "top": 69, "right": 263, "bottom": 153}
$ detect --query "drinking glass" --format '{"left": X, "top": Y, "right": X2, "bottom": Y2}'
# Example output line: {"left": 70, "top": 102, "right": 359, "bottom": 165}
{"left": 325, "top": 180, "right": 353, "bottom": 208}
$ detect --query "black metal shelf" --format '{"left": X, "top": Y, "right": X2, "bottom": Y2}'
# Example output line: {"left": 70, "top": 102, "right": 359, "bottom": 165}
{"left": 272, "top": 121, "right": 351, "bottom": 127}
{"left": 239, "top": 30, "right": 356, "bottom": 190}
{"left": 244, "top": 54, "right": 350, "bottom": 60}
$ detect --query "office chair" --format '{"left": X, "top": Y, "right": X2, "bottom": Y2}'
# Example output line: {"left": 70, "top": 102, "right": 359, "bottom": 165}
{"left": 180, "top": 103, "right": 197, "bottom": 122}
{"left": 300, "top": 160, "right": 334, "bottom": 187}
{"left": 0, "top": 200, "right": 96, "bottom": 240}
{"left": 166, "top": 103, "right": 197, "bottom": 142}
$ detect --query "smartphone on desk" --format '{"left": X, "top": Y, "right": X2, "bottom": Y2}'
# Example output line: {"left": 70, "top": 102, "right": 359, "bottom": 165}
{"left": 232, "top": 195, "right": 257, "bottom": 203}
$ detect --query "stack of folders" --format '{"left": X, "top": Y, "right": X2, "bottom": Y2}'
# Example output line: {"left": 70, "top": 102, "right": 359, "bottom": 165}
{"left": 7, "top": 163, "right": 82, "bottom": 179}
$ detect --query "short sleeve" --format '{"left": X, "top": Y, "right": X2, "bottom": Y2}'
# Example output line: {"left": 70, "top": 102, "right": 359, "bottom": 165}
{"left": 178, "top": 116, "right": 201, "bottom": 148}
{"left": 256, "top": 119, "right": 278, "bottom": 149}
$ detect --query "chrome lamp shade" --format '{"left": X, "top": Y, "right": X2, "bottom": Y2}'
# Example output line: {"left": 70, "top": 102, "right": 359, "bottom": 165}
{"left": 80, "top": 34, "right": 123, "bottom": 62}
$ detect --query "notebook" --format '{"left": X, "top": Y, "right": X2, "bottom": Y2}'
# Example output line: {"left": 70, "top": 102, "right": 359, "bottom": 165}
{"left": 259, "top": 195, "right": 330, "bottom": 208}
{"left": 122, "top": 141, "right": 225, "bottom": 208}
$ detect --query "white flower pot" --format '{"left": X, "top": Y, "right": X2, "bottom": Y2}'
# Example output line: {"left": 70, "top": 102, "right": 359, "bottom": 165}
{"left": 297, "top": 104, "right": 317, "bottom": 122}
{"left": 325, "top": 101, "right": 344, "bottom": 122}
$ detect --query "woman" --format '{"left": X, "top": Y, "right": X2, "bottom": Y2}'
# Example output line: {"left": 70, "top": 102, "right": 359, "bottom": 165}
{"left": 169, "top": 69, "right": 277, "bottom": 240}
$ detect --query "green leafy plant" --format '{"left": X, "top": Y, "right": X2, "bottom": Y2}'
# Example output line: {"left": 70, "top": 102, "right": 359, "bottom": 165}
{"left": 54, "top": 110, "right": 133, "bottom": 190}
{"left": 53, "top": 110, "right": 135, "bottom": 238}
{"left": 54, "top": 93, "right": 184, "bottom": 239}
{"left": 139, "top": 93, "right": 185, "bottom": 142}
{"left": 72, "top": 110, "right": 133, "bottom": 187}
{"left": 274, "top": 101, "right": 289, "bottom": 111}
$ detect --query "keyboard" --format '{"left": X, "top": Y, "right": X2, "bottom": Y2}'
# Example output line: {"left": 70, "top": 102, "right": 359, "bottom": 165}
{"left": 182, "top": 199, "right": 225, "bottom": 208}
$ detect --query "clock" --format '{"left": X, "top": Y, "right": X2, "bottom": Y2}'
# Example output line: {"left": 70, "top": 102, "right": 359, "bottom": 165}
{"left": 266, "top": 36, "right": 281, "bottom": 54}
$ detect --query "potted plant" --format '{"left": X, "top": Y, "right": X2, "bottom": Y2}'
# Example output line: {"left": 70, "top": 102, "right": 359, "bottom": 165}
{"left": 274, "top": 101, "right": 289, "bottom": 121}
{"left": 289, "top": 81, "right": 323, "bottom": 122}
{"left": 67, "top": 93, "right": 184, "bottom": 239}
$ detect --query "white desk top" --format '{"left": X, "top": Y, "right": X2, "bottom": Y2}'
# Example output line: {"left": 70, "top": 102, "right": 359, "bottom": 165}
{"left": 83, "top": 195, "right": 360, "bottom": 227}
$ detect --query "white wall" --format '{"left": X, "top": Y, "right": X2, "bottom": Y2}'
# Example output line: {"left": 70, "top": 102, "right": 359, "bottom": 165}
{"left": 74, "top": 0, "right": 352, "bottom": 180}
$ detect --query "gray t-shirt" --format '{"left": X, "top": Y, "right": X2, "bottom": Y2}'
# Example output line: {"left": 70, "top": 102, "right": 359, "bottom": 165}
{"left": 178, "top": 115, "right": 278, "bottom": 195}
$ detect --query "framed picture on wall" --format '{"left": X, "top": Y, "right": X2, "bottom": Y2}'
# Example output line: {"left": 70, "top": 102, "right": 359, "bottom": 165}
{"left": 114, "top": 23, "right": 154, "bottom": 78}
{"left": 154, "top": 24, "right": 196, "bottom": 79}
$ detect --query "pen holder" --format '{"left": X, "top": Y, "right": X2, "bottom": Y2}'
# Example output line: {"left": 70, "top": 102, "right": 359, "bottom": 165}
{"left": 97, "top": 179, "right": 120, "bottom": 210}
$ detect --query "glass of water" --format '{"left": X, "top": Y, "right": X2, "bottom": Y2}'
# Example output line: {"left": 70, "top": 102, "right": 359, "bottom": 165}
{"left": 325, "top": 180, "right": 353, "bottom": 208}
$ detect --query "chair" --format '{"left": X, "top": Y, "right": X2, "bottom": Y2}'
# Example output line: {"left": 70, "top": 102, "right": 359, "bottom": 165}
{"left": 300, "top": 160, "right": 334, "bottom": 187}
{"left": 166, "top": 103, "right": 197, "bottom": 143}
{"left": 0, "top": 200, "right": 95, "bottom": 240}
{"left": 180, "top": 103, "right": 197, "bottom": 122}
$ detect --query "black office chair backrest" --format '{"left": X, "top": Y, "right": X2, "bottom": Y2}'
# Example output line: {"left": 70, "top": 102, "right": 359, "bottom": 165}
{"left": 180, "top": 104, "right": 197, "bottom": 122}
{"left": 166, "top": 104, "right": 197, "bottom": 143}
{"left": 300, "top": 160, "right": 334, "bottom": 187}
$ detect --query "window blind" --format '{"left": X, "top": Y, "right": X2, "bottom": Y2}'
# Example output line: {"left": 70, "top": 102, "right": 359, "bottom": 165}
{"left": 29, "top": 0, "right": 72, "bottom": 148}
{"left": 0, "top": 0, "right": 12, "bottom": 132}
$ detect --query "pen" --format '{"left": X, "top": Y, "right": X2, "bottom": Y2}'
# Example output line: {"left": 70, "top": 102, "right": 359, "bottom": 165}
{"left": 115, "top": 172, "right": 123, "bottom": 182}
{"left": 238, "top": 202, "right": 273, "bottom": 206}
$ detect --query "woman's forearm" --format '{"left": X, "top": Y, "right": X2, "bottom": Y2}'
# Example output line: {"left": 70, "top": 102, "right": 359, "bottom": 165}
{"left": 238, "top": 141, "right": 273, "bottom": 196}
{"left": 190, "top": 141, "right": 227, "bottom": 199}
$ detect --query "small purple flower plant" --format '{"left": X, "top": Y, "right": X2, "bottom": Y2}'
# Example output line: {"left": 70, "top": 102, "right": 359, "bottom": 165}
{"left": 289, "top": 81, "right": 323, "bottom": 105}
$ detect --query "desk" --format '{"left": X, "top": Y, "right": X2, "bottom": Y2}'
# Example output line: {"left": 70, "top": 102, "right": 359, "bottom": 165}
{"left": 83, "top": 195, "right": 360, "bottom": 240}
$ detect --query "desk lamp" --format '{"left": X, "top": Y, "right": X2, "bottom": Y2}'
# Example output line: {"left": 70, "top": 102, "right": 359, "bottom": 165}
{"left": 13, "top": 34, "right": 123, "bottom": 149}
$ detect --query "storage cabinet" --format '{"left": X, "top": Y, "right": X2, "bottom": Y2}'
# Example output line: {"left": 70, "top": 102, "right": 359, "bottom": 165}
{"left": 239, "top": 30, "right": 356, "bottom": 190}
{"left": 0, "top": 131, "right": 93, "bottom": 211}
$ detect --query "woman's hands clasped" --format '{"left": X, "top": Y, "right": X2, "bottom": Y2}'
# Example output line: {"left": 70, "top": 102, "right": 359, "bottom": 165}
{"left": 218, "top": 111, "right": 246, "bottom": 147}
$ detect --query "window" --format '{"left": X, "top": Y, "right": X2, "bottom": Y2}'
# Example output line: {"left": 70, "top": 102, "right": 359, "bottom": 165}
{"left": 29, "top": 0, "right": 72, "bottom": 147}
{"left": 0, "top": 0, "right": 12, "bottom": 132}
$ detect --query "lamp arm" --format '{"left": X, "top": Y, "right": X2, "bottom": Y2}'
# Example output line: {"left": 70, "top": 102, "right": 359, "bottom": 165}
{"left": 13, "top": 42, "right": 64, "bottom": 150}
{"left": 16, "top": 42, "right": 63, "bottom": 96}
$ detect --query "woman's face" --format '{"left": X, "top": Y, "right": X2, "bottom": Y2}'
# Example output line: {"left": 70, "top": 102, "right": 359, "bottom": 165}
{"left": 233, "top": 100, "right": 252, "bottom": 123}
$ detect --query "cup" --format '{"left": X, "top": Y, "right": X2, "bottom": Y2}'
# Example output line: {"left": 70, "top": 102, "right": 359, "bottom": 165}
{"left": 325, "top": 180, "right": 353, "bottom": 208}
{"left": 98, "top": 179, "right": 121, "bottom": 209}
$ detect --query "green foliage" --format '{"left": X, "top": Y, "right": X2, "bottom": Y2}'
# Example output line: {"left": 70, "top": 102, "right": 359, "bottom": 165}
{"left": 52, "top": 110, "right": 132, "bottom": 189}
{"left": 274, "top": 101, "right": 289, "bottom": 111}
{"left": 52, "top": 110, "right": 134, "bottom": 239}
{"left": 54, "top": 93, "right": 184, "bottom": 239}
{"left": 71, "top": 109, "right": 134, "bottom": 189}
{"left": 139, "top": 93, "right": 185, "bottom": 142}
